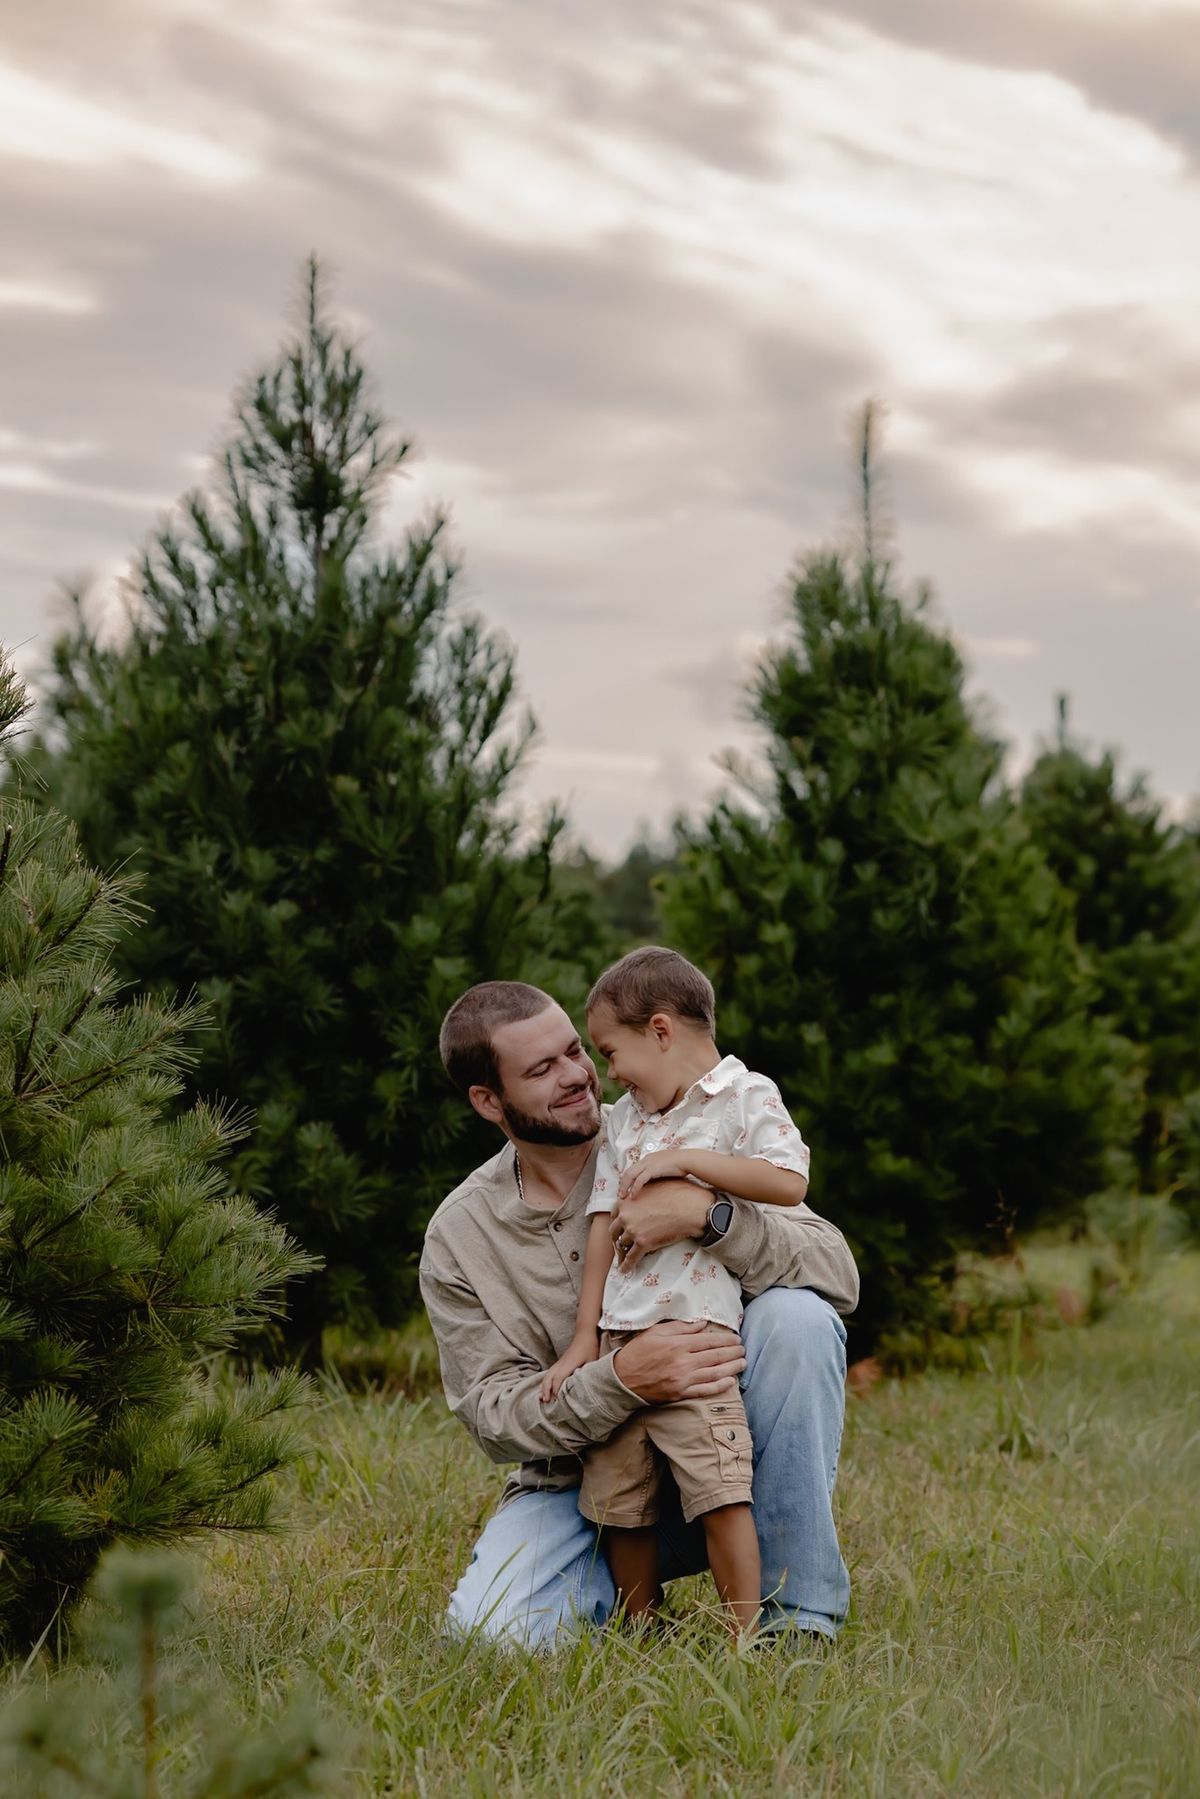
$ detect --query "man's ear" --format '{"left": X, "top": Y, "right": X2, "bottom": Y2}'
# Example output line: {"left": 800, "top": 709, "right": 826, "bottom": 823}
{"left": 649, "top": 1012, "right": 675, "bottom": 1051}
{"left": 468, "top": 1084, "right": 505, "bottom": 1128}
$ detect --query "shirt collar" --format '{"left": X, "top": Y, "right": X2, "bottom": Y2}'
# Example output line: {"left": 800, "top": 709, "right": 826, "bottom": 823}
{"left": 494, "top": 1137, "right": 600, "bottom": 1227}
{"left": 628, "top": 1054, "right": 746, "bottom": 1121}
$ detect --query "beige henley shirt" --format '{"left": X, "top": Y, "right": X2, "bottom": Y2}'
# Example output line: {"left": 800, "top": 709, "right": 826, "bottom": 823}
{"left": 419, "top": 1133, "right": 860, "bottom": 1507}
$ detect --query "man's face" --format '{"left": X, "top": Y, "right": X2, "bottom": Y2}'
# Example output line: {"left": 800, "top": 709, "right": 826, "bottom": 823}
{"left": 482, "top": 1004, "right": 602, "bottom": 1146}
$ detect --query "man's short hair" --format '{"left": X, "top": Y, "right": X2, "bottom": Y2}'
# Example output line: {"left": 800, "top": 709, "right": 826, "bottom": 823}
{"left": 586, "top": 946, "right": 715, "bottom": 1036}
{"left": 439, "top": 981, "right": 555, "bottom": 1095}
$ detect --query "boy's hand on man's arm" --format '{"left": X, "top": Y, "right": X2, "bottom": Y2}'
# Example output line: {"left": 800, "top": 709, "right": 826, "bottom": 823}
{"left": 539, "top": 1331, "right": 600, "bottom": 1403}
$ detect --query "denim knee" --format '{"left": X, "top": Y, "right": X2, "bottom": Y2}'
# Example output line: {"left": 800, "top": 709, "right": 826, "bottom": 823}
{"left": 742, "top": 1285, "right": 847, "bottom": 1380}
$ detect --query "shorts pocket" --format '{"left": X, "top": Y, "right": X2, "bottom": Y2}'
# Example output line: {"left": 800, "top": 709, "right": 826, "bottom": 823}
{"left": 709, "top": 1418, "right": 753, "bottom": 1483}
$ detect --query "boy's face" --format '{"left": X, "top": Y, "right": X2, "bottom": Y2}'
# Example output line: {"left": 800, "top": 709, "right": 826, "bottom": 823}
{"left": 587, "top": 1003, "right": 676, "bottom": 1113}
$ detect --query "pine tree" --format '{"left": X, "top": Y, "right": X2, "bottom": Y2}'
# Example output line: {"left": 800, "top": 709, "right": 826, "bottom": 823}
{"left": 0, "top": 1548, "right": 339, "bottom": 1795}
{"left": 33, "top": 260, "right": 599, "bottom": 1356}
{"left": 660, "top": 422, "right": 1135, "bottom": 1348}
{"left": 558, "top": 836, "right": 679, "bottom": 946}
{"left": 0, "top": 660, "right": 313, "bottom": 1654}
{"left": 1021, "top": 701, "right": 1200, "bottom": 1219}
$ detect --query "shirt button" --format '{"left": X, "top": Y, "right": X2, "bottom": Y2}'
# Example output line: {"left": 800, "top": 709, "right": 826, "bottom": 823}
{"left": 727, "top": 1430, "right": 736, "bottom": 1441}
{"left": 552, "top": 1221, "right": 562, "bottom": 1231}
{"left": 569, "top": 1250, "right": 580, "bottom": 1262}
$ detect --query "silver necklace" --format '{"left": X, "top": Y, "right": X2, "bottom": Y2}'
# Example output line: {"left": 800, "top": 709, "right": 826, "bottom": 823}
{"left": 514, "top": 1151, "right": 525, "bottom": 1204}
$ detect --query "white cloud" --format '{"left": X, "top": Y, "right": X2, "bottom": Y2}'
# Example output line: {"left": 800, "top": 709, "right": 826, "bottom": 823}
{"left": 0, "top": 279, "right": 96, "bottom": 314}
{"left": 0, "top": 431, "right": 99, "bottom": 461}
{"left": 370, "top": 6, "right": 1200, "bottom": 555}
{"left": 2, "top": 0, "right": 1200, "bottom": 853}
{"left": 0, "top": 60, "right": 253, "bottom": 183}
{"left": 0, "top": 462, "right": 172, "bottom": 512}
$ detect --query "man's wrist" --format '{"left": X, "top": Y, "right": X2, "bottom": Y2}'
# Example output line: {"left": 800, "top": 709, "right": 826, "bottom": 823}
{"left": 682, "top": 1188, "right": 712, "bottom": 1239}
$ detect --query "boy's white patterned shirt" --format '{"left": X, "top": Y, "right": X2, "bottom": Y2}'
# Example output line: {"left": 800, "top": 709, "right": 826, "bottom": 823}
{"left": 586, "top": 1055, "right": 810, "bottom": 1333}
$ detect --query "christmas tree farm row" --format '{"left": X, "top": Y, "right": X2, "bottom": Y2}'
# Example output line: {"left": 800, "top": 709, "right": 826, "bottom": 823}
{"left": 16, "top": 265, "right": 1200, "bottom": 1373}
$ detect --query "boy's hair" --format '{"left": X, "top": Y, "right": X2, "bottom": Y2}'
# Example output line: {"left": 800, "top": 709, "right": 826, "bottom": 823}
{"left": 439, "top": 981, "right": 555, "bottom": 1096}
{"left": 586, "top": 946, "right": 716, "bottom": 1036}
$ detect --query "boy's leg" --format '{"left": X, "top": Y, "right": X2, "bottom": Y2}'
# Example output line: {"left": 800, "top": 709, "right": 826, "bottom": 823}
{"left": 645, "top": 1353, "right": 758, "bottom": 1632}
{"left": 446, "top": 1487, "right": 614, "bottom": 1649}
{"left": 604, "top": 1525, "right": 661, "bottom": 1620}
{"left": 655, "top": 1289, "right": 851, "bottom": 1637}
{"left": 701, "top": 1502, "right": 760, "bottom": 1635}
{"left": 741, "top": 1286, "right": 851, "bottom": 1638}
{"left": 579, "top": 1409, "right": 663, "bottom": 1621}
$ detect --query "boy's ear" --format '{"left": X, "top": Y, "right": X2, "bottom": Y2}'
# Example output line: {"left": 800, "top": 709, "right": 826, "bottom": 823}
{"left": 648, "top": 1011, "right": 675, "bottom": 1050}
{"left": 468, "top": 1084, "right": 505, "bottom": 1128}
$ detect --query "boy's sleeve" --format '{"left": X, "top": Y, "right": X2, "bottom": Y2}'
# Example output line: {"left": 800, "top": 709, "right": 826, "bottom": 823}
{"left": 584, "top": 1119, "right": 620, "bottom": 1216}
{"left": 734, "top": 1073, "right": 811, "bottom": 1180}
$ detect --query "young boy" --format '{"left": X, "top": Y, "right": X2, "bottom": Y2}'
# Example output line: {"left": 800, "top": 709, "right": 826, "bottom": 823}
{"left": 539, "top": 945, "right": 810, "bottom": 1637}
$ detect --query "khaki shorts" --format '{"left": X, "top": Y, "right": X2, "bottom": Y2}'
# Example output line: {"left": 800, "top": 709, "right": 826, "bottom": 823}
{"left": 579, "top": 1327, "right": 754, "bottom": 1527}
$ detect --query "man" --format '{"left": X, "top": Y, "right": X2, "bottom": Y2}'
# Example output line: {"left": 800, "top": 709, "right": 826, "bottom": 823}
{"left": 420, "top": 980, "right": 858, "bottom": 1648}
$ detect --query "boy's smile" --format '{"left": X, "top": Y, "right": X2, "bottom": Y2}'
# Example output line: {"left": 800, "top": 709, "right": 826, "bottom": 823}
{"left": 586, "top": 1003, "right": 679, "bottom": 1114}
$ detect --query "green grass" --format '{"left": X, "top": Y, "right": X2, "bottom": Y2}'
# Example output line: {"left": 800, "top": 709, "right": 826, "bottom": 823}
{"left": 7, "top": 1254, "right": 1200, "bottom": 1796}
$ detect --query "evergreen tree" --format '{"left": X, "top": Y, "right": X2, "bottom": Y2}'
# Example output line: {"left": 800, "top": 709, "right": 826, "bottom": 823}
{"left": 33, "top": 261, "right": 598, "bottom": 1355}
{"left": 559, "top": 835, "right": 678, "bottom": 946}
{"left": 0, "top": 1548, "right": 340, "bottom": 1796}
{"left": 0, "top": 661, "right": 312, "bottom": 1653}
{"left": 1021, "top": 702, "right": 1200, "bottom": 1214}
{"left": 660, "top": 434, "right": 1135, "bottom": 1348}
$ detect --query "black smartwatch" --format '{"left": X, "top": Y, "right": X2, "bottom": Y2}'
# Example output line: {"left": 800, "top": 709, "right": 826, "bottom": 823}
{"left": 700, "top": 1196, "right": 735, "bottom": 1248}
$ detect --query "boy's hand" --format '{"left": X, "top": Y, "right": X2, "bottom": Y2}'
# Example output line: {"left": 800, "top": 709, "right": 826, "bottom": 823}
{"left": 619, "top": 1148, "right": 696, "bottom": 1202}
{"left": 539, "top": 1332, "right": 600, "bottom": 1403}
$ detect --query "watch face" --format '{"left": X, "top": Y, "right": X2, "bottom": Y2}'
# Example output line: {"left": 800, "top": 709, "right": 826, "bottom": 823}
{"left": 712, "top": 1199, "right": 734, "bottom": 1233}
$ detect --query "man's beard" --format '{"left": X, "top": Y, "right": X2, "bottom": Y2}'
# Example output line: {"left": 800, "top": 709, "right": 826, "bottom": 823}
{"left": 499, "top": 1076, "right": 601, "bottom": 1148}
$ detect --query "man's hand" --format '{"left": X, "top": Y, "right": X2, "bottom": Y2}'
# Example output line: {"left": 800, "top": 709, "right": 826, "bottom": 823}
{"left": 612, "top": 1319, "right": 745, "bottom": 1402}
{"left": 610, "top": 1176, "right": 710, "bottom": 1271}
{"left": 619, "top": 1148, "right": 702, "bottom": 1202}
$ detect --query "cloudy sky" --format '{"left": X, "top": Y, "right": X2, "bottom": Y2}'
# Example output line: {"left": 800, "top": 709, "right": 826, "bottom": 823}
{"left": 3, "top": 0, "right": 1199, "bottom": 856}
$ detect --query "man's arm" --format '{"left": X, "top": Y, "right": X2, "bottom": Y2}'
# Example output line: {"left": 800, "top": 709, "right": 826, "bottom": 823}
{"left": 611, "top": 1181, "right": 859, "bottom": 1314}
{"left": 419, "top": 1250, "right": 637, "bottom": 1464}
{"left": 419, "top": 1244, "right": 749, "bottom": 1467}
{"left": 717, "top": 1197, "right": 859, "bottom": 1310}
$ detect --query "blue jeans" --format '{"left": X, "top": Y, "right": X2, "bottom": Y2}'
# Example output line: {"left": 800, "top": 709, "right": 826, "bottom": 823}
{"left": 446, "top": 1287, "right": 851, "bottom": 1648}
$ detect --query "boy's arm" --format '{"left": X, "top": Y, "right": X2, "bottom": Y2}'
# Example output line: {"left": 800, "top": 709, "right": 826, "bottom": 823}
{"left": 538, "top": 1216, "right": 615, "bottom": 1400}
{"left": 608, "top": 1182, "right": 860, "bottom": 1314}
{"left": 621, "top": 1148, "right": 806, "bottom": 1207}
{"left": 575, "top": 1212, "right": 616, "bottom": 1333}
{"left": 621, "top": 1072, "right": 810, "bottom": 1208}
